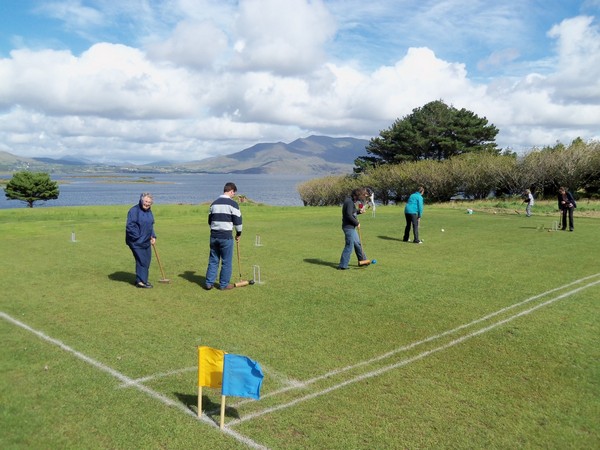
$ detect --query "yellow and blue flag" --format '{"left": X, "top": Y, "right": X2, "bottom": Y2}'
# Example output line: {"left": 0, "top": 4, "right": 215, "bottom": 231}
{"left": 221, "top": 353, "right": 264, "bottom": 400}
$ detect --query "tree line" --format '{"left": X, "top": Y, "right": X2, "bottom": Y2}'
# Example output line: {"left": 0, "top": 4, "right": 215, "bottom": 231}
{"left": 298, "top": 140, "right": 600, "bottom": 206}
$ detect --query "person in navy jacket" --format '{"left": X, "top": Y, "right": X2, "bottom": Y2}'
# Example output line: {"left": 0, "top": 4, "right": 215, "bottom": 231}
{"left": 557, "top": 187, "right": 576, "bottom": 231}
{"left": 126, "top": 193, "right": 157, "bottom": 288}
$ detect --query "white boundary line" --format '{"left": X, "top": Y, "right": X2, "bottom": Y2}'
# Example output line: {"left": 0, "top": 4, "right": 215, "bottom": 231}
{"left": 228, "top": 277, "right": 600, "bottom": 426}
{"left": 0, "top": 312, "right": 268, "bottom": 450}
{"left": 233, "top": 273, "right": 600, "bottom": 407}
{"left": 120, "top": 366, "right": 196, "bottom": 387}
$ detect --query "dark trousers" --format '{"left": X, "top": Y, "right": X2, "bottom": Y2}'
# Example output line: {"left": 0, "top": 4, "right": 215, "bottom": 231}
{"left": 560, "top": 207, "right": 574, "bottom": 230}
{"left": 129, "top": 245, "right": 152, "bottom": 284}
{"left": 403, "top": 213, "right": 419, "bottom": 242}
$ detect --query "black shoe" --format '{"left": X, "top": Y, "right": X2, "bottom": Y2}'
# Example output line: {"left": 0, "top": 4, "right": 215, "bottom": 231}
{"left": 337, "top": 266, "right": 349, "bottom": 270}
{"left": 145, "top": 282, "right": 153, "bottom": 288}
{"left": 204, "top": 285, "right": 213, "bottom": 290}
{"left": 136, "top": 282, "right": 152, "bottom": 289}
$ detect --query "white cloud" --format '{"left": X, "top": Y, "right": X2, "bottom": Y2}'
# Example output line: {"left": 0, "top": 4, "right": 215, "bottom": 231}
{"left": 35, "top": 0, "right": 105, "bottom": 30}
{"left": 547, "top": 16, "right": 600, "bottom": 103}
{"left": 0, "top": 44, "right": 198, "bottom": 118}
{"left": 0, "top": 1, "right": 599, "bottom": 163}
{"left": 231, "top": 0, "right": 336, "bottom": 75}
{"left": 146, "top": 20, "right": 229, "bottom": 69}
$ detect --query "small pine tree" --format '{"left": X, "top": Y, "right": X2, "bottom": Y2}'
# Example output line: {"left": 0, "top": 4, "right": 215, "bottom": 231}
{"left": 4, "top": 171, "right": 60, "bottom": 208}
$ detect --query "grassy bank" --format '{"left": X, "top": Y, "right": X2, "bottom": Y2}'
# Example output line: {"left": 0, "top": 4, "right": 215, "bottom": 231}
{"left": 1, "top": 204, "right": 599, "bottom": 449}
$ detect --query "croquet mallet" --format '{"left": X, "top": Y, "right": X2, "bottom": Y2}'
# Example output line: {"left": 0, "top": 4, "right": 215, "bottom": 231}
{"left": 357, "top": 225, "right": 371, "bottom": 266}
{"left": 234, "top": 239, "right": 253, "bottom": 287}
{"left": 151, "top": 242, "right": 171, "bottom": 283}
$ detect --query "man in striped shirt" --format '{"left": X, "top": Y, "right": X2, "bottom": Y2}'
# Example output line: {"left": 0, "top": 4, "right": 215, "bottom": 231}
{"left": 205, "top": 182, "right": 243, "bottom": 290}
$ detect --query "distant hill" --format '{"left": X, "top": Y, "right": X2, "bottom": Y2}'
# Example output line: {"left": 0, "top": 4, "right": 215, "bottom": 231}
{"left": 0, "top": 135, "right": 370, "bottom": 175}
{"left": 0, "top": 151, "right": 44, "bottom": 172}
{"left": 179, "top": 135, "right": 369, "bottom": 175}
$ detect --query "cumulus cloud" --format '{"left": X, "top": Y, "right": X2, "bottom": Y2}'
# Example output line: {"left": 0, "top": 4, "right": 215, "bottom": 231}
{"left": 547, "top": 16, "right": 600, "bottom": 103}
{"left": 146, "top": 20, "right": 229, "bottom": 69}
{"left": 0, "top": 44, "right": 198, "bottom": 118}
{"left": 231, "top": 0, "right": 336, "bottom": 75}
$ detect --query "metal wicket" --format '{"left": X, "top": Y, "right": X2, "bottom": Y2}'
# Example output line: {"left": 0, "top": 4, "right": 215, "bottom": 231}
{"left": 253, "top": 265, "right": 262, "bottom": 284}
{"left": 255, "top": 234, "right": 263, "bottom": 246}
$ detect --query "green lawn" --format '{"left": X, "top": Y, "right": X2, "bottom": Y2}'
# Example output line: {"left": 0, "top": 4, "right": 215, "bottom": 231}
{"left": 1, "top": 204, "right": 599, "bottom": 449}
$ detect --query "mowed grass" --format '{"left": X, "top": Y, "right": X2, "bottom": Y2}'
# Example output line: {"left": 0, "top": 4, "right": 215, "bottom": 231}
{"left": 1, "top": 203, "right": 599, "bottom": 449}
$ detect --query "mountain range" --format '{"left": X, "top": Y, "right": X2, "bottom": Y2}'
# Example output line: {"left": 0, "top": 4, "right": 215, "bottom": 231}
{"left": 0, "top": 135, "right": 369, "bottom": 176}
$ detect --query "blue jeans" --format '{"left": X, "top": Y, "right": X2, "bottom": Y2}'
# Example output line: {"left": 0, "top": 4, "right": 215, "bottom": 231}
{"left": 339, "top": 227, "right": 365, "bottom": 268}
{"left": 205, "top": 237, "right": 234, "bottom": 289}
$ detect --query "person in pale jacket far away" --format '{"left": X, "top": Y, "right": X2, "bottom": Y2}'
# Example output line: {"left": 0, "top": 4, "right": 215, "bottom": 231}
{"left": 403, "top": 187, "right": 425, "bottom": 244}
{"left": 523, "top": 189, "right": 534, "bottom": 217}
{"left": 125, "top": 193, "right": 156, "bottom": 288}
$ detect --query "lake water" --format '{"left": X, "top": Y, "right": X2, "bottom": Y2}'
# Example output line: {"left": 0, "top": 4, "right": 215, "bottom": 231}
{"left": 0, "top": 173, "right": 317, "bottom": 209}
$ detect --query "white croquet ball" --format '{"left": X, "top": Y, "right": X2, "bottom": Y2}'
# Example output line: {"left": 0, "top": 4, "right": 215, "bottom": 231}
{"left": 441, "top": 228, "right": 445, "bottom": 232}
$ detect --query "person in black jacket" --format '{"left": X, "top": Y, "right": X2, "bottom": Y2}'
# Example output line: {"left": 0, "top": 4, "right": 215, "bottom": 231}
{"left": 126, "top": 193, "right": 156, "bottom": 288}
{"left": 557, "top": 187, "right": 576, "bottom": 231}
{"left": 338, "top": 187, "right": 368, "bottom": 270}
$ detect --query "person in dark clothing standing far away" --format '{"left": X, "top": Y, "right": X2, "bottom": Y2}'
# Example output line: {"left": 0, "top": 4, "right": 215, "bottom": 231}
{"left": 557, "top": 186, "right": 577, "bottom": 231}
{"left": 205, "top": 182, "right": 243, "bottom": 290}
{"left": 403, "top": 187, "right": 425, "bottom": 244}
{"left": 125, "top": 193, "right": 157, "bottom": 288}
{"left": 338, "top": 187, "right": 368, "bottom": 270}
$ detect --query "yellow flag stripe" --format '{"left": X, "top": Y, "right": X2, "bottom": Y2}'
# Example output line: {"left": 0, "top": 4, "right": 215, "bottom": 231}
{"left": 198, "top": 346, "right": 225, "bottom": 388}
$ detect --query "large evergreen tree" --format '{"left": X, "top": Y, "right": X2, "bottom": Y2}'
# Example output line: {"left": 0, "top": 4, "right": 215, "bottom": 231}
{"left": 356, "top": 100, "right": 499, "bottom": 171}
{"left": 4, "top": 171, "right": 60, "bottom": 207}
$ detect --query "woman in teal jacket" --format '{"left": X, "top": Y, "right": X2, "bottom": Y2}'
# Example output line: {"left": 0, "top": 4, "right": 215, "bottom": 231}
{"left": 403, "top": 187, "right": 424, "bottom": 243}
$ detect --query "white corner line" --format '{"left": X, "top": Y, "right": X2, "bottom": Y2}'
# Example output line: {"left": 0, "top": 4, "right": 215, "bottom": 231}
{"left": 0, "top": 312, "right": 269, "bottom": 450}
{"left": 119, "top": 366, "right": 197, "bottom": 387}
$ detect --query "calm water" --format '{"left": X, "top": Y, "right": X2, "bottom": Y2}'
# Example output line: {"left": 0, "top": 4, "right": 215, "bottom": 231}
{"left": 0, "top": 173, "right": 316, "bottom": 209}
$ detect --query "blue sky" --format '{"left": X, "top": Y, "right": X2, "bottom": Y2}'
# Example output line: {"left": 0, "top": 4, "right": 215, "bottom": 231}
{"left": 0, "top": 0, "right": 599, "bottom": 163}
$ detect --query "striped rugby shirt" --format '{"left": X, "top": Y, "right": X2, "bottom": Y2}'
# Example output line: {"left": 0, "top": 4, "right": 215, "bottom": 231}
{"left": 208, "top": 194, "right": 242, "bottom": 239}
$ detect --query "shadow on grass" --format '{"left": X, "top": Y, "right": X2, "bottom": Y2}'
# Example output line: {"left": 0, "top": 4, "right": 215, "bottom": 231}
{"left": 108, "top": 271, "right": 135, "bottom": 284}
{"left": 304, "top": 258, "right": 339, "bottom": 269}
{"left": 174, "top": 392, "right": 240, "bottom": 421}
{"left": 378, "top": 235, "right": 403, "bottom": 242}
{"left": 179, "top": 270, "right": 205, "bottom": 286}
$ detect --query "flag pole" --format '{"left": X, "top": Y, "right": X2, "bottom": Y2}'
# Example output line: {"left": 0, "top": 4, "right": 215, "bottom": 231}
{"left": 197, "top": 346, "right": 202, "bottom": 417}
{"left": 220, "top": 395, "right": 226, "bottom": 429}
{"left": 198, "top": 386, "right": 202, "bottom": 417}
